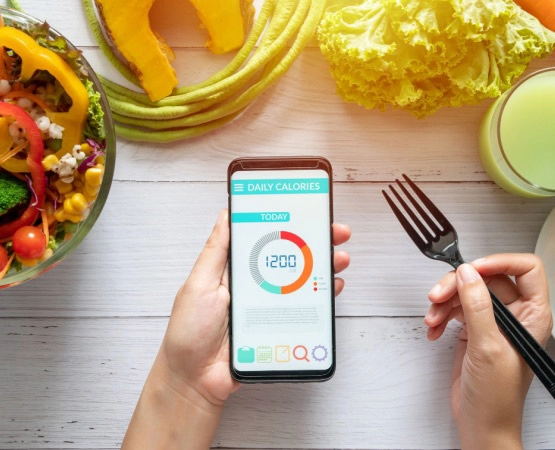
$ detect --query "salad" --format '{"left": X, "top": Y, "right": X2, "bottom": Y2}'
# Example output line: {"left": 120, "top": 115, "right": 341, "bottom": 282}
{"left": 0, "top": 15, "right": 107, "bottom": 281}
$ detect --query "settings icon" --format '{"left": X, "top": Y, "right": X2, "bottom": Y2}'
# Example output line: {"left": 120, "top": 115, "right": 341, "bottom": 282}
{"left": 311, "top": 345, "right": 328, "bottom": 362}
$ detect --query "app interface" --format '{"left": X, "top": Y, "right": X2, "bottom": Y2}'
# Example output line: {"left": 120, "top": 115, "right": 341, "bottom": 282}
{"left": 230, "top": 169, "right": 333, "bottom": 373}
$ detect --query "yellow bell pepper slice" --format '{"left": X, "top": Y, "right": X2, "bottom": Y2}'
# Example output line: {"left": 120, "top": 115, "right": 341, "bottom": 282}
{"left": 0, "top": 27, "right": 89, "bottom": 158}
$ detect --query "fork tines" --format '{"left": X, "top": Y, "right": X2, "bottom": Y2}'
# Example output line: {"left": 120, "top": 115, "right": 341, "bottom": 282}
{"left": 382, "top": 174, "right": 452, "bottom": 246}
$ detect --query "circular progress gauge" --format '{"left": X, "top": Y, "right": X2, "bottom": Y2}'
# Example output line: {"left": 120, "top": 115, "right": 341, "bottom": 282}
{"left": 249, "top": 231, "right": 313, "bottom": 294}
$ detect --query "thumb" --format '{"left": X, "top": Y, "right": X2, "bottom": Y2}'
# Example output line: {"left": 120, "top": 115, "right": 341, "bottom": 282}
{"left": 456, "top": 263, "right": 498, "bottom": 346}
{"left": 188, "top": 209, "right": 229, "bottom": 289}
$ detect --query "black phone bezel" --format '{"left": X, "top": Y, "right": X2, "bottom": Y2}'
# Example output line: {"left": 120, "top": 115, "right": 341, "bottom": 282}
{"left": 227, "top": 156, "right": 336, "bottom": 383}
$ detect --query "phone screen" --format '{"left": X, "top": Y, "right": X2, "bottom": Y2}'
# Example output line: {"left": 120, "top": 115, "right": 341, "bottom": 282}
{"left": 228, "top": 157, "right": 335, "bottom": 382}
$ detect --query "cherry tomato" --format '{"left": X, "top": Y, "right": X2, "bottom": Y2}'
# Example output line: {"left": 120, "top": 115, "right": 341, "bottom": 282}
{"left": 0, "top": 246, "right": 8, "bottom": 271}
{"left": 12, "top": 226, "right": 46, "bottom": 259}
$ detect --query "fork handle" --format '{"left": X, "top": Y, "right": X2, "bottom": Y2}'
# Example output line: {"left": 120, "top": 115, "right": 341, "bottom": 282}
{"left": 488, "top": 289, "right": 555, "bottom": 399}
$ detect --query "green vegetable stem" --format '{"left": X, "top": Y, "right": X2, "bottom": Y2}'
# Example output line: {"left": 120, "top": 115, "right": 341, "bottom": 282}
{"left": 83, "top": 0, "right": 326, "bottom": 142}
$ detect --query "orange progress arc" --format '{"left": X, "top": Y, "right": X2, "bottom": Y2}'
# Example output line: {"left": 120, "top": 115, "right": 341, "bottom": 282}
{"left": 249, "top": 230, "right": 313, "bottom": 294}
{"left": 280, "top": 231, "right": 313, "bottom": 294}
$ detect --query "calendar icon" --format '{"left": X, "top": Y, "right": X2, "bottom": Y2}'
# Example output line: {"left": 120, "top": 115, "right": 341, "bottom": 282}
{"left": 256, "top": 346, "right": 272, "bottom": 363}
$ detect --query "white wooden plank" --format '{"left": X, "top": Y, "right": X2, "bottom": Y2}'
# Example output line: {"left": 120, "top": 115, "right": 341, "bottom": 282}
{"left": 12, "top": 2, "right": 555, "bottom": 185}
{"left": 0, "top": 317, "right": 553, "bottom": 449}
{"left": 3, "top": 4, "right": 555, "bottom": 450}
{"left": 75, "top": 48, "right": 555, "bottom": 184}
{"left": 1, "top": 182, "right": 553, "bottom": 317}
{"left": 6, "top": 1, "right": 96, "bottom": 47}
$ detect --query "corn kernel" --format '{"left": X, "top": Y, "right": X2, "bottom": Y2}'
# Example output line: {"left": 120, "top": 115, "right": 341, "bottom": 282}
{"left": 70, "top": 193, "right": 88, "bottom": 213}
{"left": 80, "top": 143, "right": 92, "bottom": 154}
{"left": 64, "top": 213, "right": 83, "bottom": 223}
{"left": 73, "top": 178, "right": 84, "bottom": 189}
{"left": 54, "top": 208, "right": 66, "bottom": 222}
{"left": 39, "top": 248, "right": 54, "bottom": 261}
{"left": 85, "top": 166, "right": 103, "bottom": 187}
{"left": 84, "top": 183, "right": 101, "bottom": 197}
{"left": 16, "top": 255, "right": 38, "bottom": 267}
{"left": 63, "top": 197, "right": 80, "bottom": 215}
{"left": 61, "top": 191, "right": 75, "bottom": 201}
{"left": 54, "top": 178, "right": 73, "bottom": 194}
{"left": 83, "top": 191, "right": 98, "bottom": 203}
{"left": 42, "top": 154, "right": 59, "bottom": 170}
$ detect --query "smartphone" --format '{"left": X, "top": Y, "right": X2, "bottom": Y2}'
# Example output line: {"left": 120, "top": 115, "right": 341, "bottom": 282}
{"left": 228, "top": 156, "right": 335, "bottom": 382}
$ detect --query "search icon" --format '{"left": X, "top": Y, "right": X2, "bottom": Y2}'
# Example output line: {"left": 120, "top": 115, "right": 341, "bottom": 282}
{"left": 293, "top": 345, "right": 310, "bottom": 362}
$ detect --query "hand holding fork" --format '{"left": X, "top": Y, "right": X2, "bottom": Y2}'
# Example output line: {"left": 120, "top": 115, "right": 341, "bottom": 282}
{"left": 429, "top": 256, "right": 552, "bottom": 448}
{"left": 383, "top": 175, "right": 555, "bottom": 399}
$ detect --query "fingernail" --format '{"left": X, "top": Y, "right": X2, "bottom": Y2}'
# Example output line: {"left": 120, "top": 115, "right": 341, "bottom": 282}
{"left": 428, "top": 283, "right": 442, "bottom": 298}
{"left": 457, "top": 263, "right": 480, "bottom": 283}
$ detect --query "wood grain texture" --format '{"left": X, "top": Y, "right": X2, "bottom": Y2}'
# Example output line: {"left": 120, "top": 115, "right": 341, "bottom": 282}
{"left": 2, "top": 182, "right": 553, "bottom": 317}
{"left": 76, "top": 50, "right": 555, "bottom": 185}
{"left": 15, "top": 1, "right": 555, "bottom": 184}
{"left": 1, "top": 2, "right": 554, "bottom": 449}
{"left": 0, "top": 317, "right": 554, "bottom": 449}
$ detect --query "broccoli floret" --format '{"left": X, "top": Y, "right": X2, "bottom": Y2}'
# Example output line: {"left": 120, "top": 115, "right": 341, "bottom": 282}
{"left": 0, "top": 171, "right": 30, "bottom": 217}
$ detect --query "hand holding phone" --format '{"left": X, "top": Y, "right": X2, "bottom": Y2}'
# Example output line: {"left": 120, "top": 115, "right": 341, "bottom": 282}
{"left": 123, "top": 206, "right": 350, "bottom": 447}
{"left": 228, "top": 157, "right": 336, "bottom": 382}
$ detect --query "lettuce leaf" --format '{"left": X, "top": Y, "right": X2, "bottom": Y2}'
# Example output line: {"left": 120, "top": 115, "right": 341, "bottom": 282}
{"left": 83, "top": 80, "right": 106, "bottom": 142}
{"left": 317, "top": 0, "right": 555, "bottom": 117}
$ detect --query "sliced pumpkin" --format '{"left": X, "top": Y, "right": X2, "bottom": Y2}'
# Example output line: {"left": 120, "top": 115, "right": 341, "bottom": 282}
{"left": 189, "top": 0, "right": 255, "bottom": 54}
{"left": 94, "top": 0, "right": 179, "bottom": 102}
{"left": 93, "top": 0, "right": 254, "bottom": 101}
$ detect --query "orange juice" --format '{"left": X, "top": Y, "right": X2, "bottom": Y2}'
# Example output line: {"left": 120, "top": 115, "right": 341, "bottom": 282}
{"left": 479, "top": 68, "right": 555, "bottom": 198}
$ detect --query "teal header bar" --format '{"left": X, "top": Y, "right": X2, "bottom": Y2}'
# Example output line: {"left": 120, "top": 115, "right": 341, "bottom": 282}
{"left": 231, "top": 178, "right": 329, "bottom": 195}
{"left": 231, "top": 212, "right": 290, "bottom": 223}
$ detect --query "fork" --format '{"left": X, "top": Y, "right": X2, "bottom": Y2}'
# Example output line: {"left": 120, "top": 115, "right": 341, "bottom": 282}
{"left": 383, "top": 174, "right": 555, "bottom": 399}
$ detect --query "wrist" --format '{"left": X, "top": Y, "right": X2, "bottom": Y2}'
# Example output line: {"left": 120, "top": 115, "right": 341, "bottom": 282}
{"left": 151, "top": 350, "right": 225, "bottom": 410}
{"left": 458, "top": 423, "right": 523, "bottom": 450}
{"left": 122, "top": 355, "right": 224, "bottom": 450}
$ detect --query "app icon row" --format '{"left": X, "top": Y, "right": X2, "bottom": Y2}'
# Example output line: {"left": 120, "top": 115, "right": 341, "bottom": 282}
{"left": 237, "top": 344, "right": 328, "bottom": 363}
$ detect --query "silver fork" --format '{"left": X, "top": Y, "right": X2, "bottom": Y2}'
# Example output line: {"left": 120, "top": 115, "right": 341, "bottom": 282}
{"left": 383, "top": 174, "right": 555, "bottom": 399}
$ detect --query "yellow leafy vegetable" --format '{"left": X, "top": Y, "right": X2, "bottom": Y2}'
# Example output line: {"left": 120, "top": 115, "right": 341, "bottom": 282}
{"left": 317, "top": 0, "right": 555, "bottom": 117}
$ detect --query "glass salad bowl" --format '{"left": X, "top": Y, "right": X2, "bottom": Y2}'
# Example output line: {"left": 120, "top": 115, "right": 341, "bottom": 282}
{"left": 0, "top": 7, "right": 115, "bottom": 288}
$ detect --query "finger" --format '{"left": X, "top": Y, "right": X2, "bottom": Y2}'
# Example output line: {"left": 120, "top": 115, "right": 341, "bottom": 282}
{"left": 424, "top": 297, "right": 455, "bottom": 327}
{"left": 333, "top": 250, "right": 350, "bottom": 274}
{"left": 472, "top": 253, "right": 548, "bottom": 303}
{"left": 188, "top": 209, "right": 230, "bottom": 290}
{"left": 428, "top": 270, "right": 457, "bottom": 304}
{"left": 481, "top": 273, "right": 520, "bottom": 305}
{"left": 426, "top": 305, "right": 462, "bottom": 340}
{"left": 456, "top": 263, "right": 499, "bottom": 346}
{"left": 426, "top": 319, "right": 449, "bottom": 341}
{"left": 332, "top": 223, "right": 351, "bottom": 246}
{"left": 334, "top": 277, "right": 345, "bottom": 296}
{"left": 428, "top": 277, "right": 515, "bottom": 312}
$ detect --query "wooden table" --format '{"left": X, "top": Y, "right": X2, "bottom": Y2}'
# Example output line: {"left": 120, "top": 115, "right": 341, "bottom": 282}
{"left": 1, "top": 1, "right": 555, "bottom": 448}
